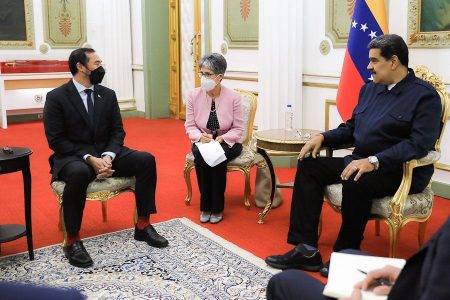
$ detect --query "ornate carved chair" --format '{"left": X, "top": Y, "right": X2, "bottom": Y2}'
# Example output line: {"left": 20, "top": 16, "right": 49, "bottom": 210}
{"left": 323, "top": 66, "right": 449, "bottom": 257}
{"left": 51, "top": 177, "right": 136, "bottom": 243}
{"left": 184, "top": 89, "right": 258, "bottom": 208}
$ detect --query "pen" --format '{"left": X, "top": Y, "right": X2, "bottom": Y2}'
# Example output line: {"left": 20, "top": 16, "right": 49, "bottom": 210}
{"left": 357, "top": 269, "right": 393, "bottom": 287}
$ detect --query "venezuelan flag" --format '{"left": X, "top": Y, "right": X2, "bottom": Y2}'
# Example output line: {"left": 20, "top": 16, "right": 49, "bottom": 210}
{"left": 336, "top": 0, "right": 388, "bottom": 122}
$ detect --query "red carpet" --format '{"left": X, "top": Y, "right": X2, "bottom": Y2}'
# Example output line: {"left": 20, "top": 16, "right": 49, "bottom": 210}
{"left": 1, "top": 118, "right": 449, "bottom": 282}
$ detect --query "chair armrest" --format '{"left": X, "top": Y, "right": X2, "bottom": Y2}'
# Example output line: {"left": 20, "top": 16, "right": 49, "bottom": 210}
{"left": 389, "top": 150, "right": 440, "bottom": 217}
{"left": 415, "top": 150, "right": 441, "bottom": 167}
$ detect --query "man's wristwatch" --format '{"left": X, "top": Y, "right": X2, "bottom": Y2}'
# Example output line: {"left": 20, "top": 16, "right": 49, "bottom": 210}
{"left": 368, "top": 156, "right": 379, "bottom": 171}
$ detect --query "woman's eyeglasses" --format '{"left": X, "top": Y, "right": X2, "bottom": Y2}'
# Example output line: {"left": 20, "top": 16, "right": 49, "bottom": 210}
{"left": 197, "top": 72, "right": 219, "bottom": 79}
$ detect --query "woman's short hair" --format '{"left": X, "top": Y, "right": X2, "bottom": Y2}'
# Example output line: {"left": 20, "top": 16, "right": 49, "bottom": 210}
{"left": 368, "top": 34, "right": 409, "bottom": 67}
{"left": 198, "top": 53, "right": 227, "bottom": 75}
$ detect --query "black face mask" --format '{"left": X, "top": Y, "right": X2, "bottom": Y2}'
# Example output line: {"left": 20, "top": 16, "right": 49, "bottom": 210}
{"left": 84, "top": 65, "right": 105, "bottom": 85}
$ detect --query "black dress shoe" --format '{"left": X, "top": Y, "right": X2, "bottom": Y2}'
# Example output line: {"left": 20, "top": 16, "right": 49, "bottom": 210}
{"left": 134, "top": 225, "right": 169, "bottom": 248}
{"left": 63, "top": 241, "right": 93, "bottom": 268}
{"left": 320, "top": 260, "right": 330, "bottom": 278}
{"left": 265, "top": 244, "right": 323, "bottom": 271}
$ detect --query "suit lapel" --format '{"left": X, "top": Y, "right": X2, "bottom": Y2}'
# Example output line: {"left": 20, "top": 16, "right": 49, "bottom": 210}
{"left": 66, "top": 80, "right": 91, "bottom": 128}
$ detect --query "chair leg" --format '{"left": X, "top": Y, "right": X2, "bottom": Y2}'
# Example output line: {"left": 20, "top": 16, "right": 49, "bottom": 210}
{"left": 243, "top": 168, "right": 251, "bottom": 208}
{"left": 418, "top": 221, "right": 427, "bottom": 247}
{"left": 60, "top": 207, "right": 67, "bottom": 247}
{"left": 102, "top": 201, "right": 107, "bottom": 222}
{"left": 58, "top": 207, "right": 63, "bottom": 232}
{"left": 133, "top": 206, "right": 138, "bottom": 225}
{"left": 375, "top": 220, "right": 381, "bottom": 236}
{"left": 184, "top": 164, "right": 194, "bottom": 205}
{"left": 387, "top": 222, "right": 401, "bottom": 258}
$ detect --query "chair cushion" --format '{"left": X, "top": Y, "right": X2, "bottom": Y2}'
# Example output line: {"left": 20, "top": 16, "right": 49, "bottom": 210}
{"left": 186, "top": 147, "right": 255, "bottom": 167}
{"left": 324, "top": 184, "right": 434, "bottom": 219}
{"left": 51, "top": 177, "right": 136, "bottom": 196}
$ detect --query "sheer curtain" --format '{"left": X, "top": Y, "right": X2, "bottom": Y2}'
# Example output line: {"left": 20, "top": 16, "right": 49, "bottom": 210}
{"left": 257, "top": 0, "right": 303, "bottom": 130}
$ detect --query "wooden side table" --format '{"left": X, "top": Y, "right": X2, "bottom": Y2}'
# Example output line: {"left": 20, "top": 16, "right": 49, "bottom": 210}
{"left": 0, "top": 147, "right": 34, "bottom": 260}
{"left": 254, "top": 129, "right": 326, "bottom": 224}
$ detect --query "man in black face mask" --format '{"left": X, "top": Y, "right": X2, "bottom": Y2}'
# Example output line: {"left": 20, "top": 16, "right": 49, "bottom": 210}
{"left": 43, "top": 48, "right": 168, "bottom": 268}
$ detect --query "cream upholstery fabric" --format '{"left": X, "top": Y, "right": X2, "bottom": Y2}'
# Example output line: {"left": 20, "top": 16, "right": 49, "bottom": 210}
{"left": 186, "top": 147, "right": 255, "bottom": 167}
{"left": 324, "top": 185, "right": 434, "bottom": 219}
{"left": 51, "top": 177, "right": 136, "bottom": 197}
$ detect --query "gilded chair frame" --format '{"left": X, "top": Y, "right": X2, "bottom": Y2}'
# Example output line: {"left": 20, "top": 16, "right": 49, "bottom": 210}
{"left": 52, "top": 177, "right": 136, "bottom": 245}
{"left": 183, "top": 89, "right": 258, "bottom": 208}
{"left": 323, "top": 66, "right": 449, "bottom": 257}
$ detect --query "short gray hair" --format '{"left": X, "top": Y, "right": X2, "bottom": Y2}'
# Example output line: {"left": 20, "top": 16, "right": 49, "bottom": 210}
{"left": 198, "top": 53, "right": 227, "bottom": 74}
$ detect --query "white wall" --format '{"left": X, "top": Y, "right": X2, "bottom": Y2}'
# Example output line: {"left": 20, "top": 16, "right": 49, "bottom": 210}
{"left": 130, "top": 0, "right": 145, "bottom": 112}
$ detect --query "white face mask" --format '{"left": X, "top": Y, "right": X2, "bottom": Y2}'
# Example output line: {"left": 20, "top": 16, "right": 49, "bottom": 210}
{"left": 201, "top": 76, "right": 217, "bottom": 92}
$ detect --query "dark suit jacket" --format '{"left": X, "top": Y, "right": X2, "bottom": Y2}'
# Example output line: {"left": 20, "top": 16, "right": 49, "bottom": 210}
{"left": 388, "top": 217, "right": 450, "bottom": 300}
{"left": 43, "top": 80, "right": 133, "bottom": 178}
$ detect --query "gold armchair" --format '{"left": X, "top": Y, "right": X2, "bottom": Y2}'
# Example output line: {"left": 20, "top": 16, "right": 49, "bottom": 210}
{"left": 184, "top": 89, "right": 258, "bottom": 208}
{"left": 323, "top": 66, "right": 449, "bottom": 257}
{"left": 51, "top": 177, "right": 136, "bottom": 244}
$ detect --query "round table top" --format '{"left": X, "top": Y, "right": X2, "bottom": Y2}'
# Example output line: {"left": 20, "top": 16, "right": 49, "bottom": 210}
{"left": 254, "top": 129, "right": 322, "bottom": 154}
{"left": 255, "top": 128, "right": 321, "bottom": 144}
{"left": 0, "top": 147, "right": 33, "bottom": 161}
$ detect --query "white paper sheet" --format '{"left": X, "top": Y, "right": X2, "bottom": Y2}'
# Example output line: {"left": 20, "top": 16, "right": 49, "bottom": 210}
{"left": 195, "top": 140, "right": 227, "bottom": 167}
{"left": 323, "top": 252, "right": 406, "bottom": 300}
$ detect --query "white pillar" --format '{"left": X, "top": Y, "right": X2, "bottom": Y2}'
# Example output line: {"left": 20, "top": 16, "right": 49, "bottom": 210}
{"left": 102, "top": 0, "right": 134, "bottom": 102}
{"left": 257, "top": 0, "right": 303, "bottom": 130}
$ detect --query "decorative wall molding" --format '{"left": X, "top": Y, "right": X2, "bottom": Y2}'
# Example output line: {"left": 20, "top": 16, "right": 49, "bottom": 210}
{"left": 325, "top": 0, "right": 352, "bottom": 48}
{"left": 223, "top": 0, "right": 259, "bottom": 48}
{"left": 407, "top": 0, "right": 450, "bottom": 48}
{"left": 0, "top": 0, "right": 35, "bottom": 49}
{"left": 43, "top": 0, "right": 86, "bottom": 48}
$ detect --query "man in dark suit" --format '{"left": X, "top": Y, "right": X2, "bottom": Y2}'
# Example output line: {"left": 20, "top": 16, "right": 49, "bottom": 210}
{"left": 44, "top": 48, "right": 168, "bottom": 268}
{"left": 265, "top": 34, "right": 442, "bottom": 273}
{"left": 267, "top": 217, "right": 450, "bottom": 300}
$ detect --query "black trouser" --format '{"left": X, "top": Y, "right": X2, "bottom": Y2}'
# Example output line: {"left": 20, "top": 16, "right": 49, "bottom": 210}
{"left": 288, "top": 157, "right": 402, "bottom": 251}
{"left": 59, "top": 151, "right": 157, "bottom": 234}
{"left": 192, "top": 142, "right": 242, "bottom": 213}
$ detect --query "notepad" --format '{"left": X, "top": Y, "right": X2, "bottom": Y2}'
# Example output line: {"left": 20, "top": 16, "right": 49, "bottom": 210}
{"left": 195, "top": 140, "right": 227, "bottom": 167}
{"left": 323, "top": 252, "right": 406, "bottom": 300}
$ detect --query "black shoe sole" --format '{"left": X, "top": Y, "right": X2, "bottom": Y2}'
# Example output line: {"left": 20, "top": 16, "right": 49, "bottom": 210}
{"left": 265, "top": 260, "right": 322, "bottom": 272}
{"left": 68, "top": 260, "right": 93, "bottom": 268}
{"left": 64, "top": 254, "right": 93, "bottom": 268}
{"left": 134, "top": 235, "right": 169, "bottom": 248}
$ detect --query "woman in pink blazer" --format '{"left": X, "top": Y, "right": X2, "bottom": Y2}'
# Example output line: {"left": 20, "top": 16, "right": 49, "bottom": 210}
{"left": 185, "top": 53, "right": 244, "bottom": 224}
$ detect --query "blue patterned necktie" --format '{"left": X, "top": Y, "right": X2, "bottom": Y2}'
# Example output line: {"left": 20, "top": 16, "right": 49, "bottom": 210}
{"left": 84, "top": 89, "right": 95, "bottom": 125}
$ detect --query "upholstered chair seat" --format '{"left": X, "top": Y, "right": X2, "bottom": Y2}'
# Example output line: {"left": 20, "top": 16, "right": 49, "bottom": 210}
{"left": 51, "top": 177, "right": 136, "bottom": 243}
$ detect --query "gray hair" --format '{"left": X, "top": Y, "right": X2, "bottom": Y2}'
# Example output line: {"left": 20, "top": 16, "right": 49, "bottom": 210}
{"left": 198, "top": 53, "right": 227, "bottom": 74}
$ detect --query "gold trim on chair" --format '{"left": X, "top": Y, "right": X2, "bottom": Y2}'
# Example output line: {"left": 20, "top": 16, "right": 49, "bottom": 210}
{"left": 183, "top": 89, "right": 258, "bottom": 209}
{"left": 51, "top": 177, "right": 136, "bottom": 246}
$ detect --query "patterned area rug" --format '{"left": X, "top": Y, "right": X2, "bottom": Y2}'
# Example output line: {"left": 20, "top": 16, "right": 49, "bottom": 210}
{"left": 0, "top": 218, "right": 277, "bottom": 299}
